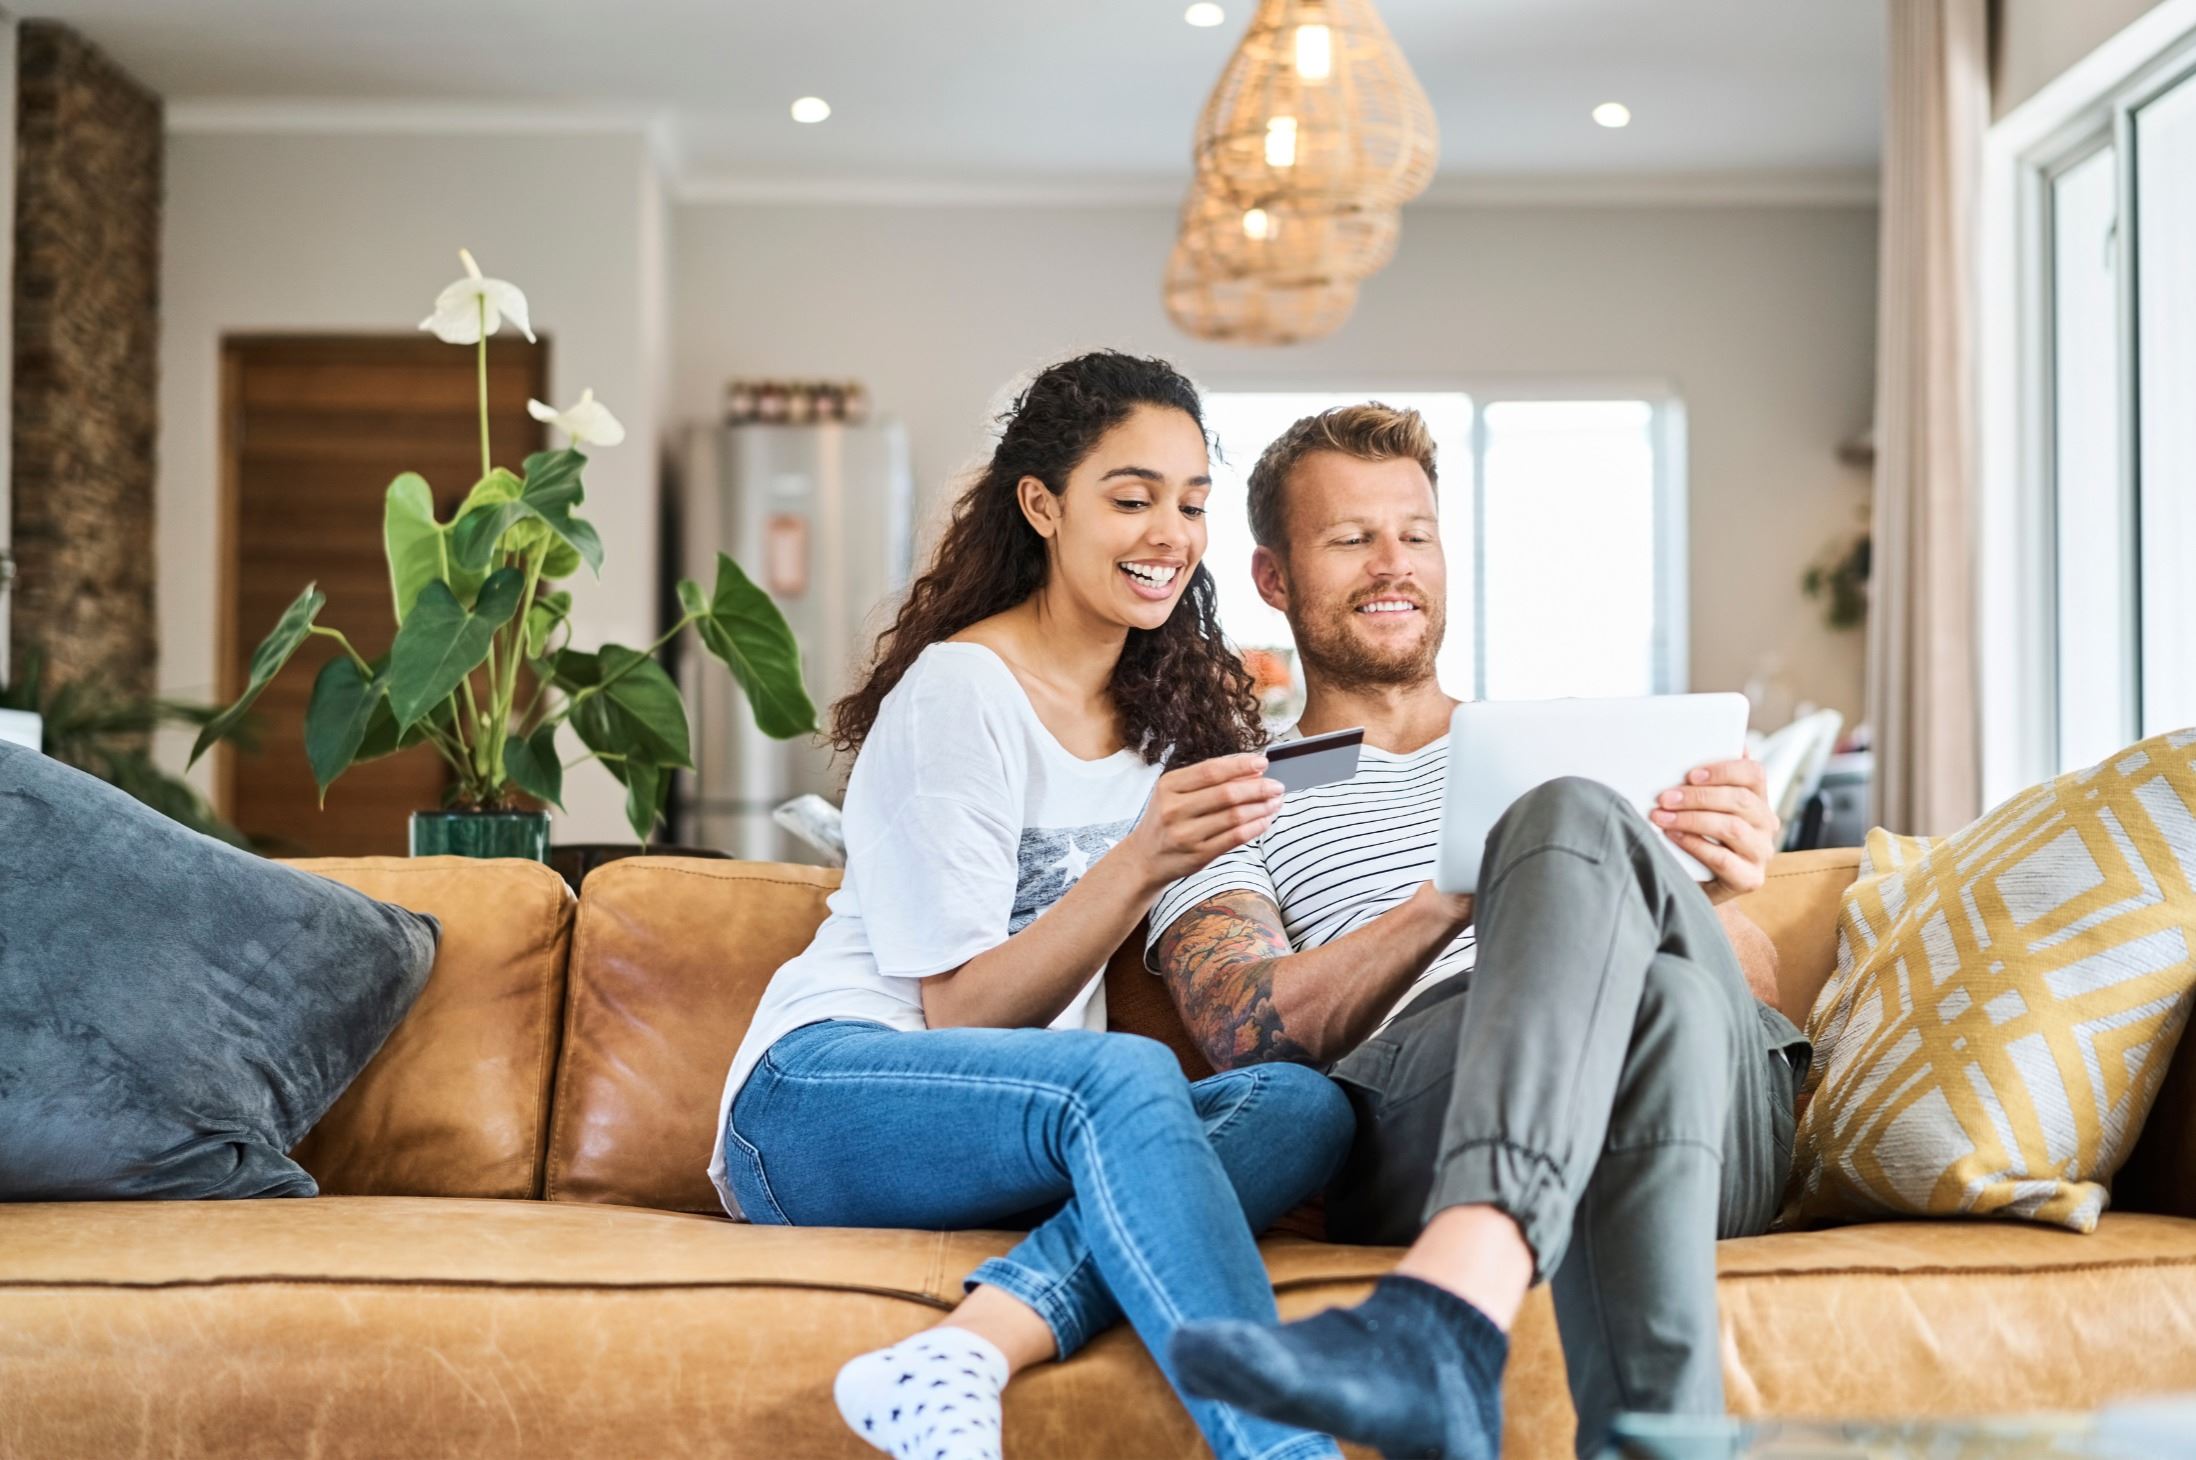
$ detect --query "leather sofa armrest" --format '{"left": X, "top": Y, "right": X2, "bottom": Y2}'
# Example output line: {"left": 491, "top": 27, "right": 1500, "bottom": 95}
{"left": 1723, "top": 848, "right": 1862, "bottom": 1031}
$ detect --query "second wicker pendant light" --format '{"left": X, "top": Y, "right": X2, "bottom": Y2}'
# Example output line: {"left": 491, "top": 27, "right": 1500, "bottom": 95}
{"left": 1165, "top": 0, "right": 1439, "bottom": 346}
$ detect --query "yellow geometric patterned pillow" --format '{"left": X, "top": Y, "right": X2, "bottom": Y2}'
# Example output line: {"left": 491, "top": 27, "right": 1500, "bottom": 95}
{"left": 1784, "top": 729, "right": 2196, "bottom": 1232}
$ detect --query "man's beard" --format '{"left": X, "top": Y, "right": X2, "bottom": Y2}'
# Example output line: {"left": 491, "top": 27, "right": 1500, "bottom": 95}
{"left": 1287, "top": 585, "right": 1446, "bottom": 691}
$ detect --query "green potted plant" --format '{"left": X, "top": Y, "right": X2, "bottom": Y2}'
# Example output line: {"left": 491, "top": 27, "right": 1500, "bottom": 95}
{"left": 4, "top": 645, "right": 250, "bottom": 847}
{"left": 190, "top": 249, "right": 815, "bottom": 859}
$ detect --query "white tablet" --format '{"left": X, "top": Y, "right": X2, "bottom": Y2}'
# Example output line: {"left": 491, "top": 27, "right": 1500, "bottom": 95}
{"left": 1433, "top": 694, "right": 1751, "bottom": 896}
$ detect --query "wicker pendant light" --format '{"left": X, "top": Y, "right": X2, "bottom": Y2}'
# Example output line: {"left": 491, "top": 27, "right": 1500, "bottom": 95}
{"left": 1176, "top": 180, "right": 1399, "bottom": 286}
{"left": 1163, "top": 238, "right": 1358, "bottom": 346}
{"left": 1193, "top": 0, "right": 1438, "bottom": 212}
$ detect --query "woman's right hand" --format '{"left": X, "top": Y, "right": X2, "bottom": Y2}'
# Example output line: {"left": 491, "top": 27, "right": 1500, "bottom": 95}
{"left": 1128, "top": 752, "right": 1284, "bottom": 889}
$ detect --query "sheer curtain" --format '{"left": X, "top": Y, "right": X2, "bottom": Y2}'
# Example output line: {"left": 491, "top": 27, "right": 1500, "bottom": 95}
{"left": 1868, "top": 0, "right": 1988, "bottom": 834}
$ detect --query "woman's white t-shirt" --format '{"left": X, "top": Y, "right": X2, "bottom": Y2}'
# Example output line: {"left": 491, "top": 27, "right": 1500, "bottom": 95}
{"left": 707, "top": 642, "right": 1166, "bottom": 1216}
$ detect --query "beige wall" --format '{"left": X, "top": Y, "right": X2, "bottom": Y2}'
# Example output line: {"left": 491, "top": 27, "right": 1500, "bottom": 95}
{"left": 1996, "top": 0, "right": 2170, "bottom": 116}
{"left": 158, "top": 129, "right": 665, "bottom": 840}
{"left": 157, "top": 138, "right": 1878, "bottom": 836}
{"left": 673, "top": 199, "right": 1878, "bottom": 725}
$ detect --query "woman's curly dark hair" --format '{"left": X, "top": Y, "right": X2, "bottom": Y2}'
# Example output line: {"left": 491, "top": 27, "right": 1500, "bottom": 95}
{"left": 831, "top": 350, "right": 1262, "bottom": 768}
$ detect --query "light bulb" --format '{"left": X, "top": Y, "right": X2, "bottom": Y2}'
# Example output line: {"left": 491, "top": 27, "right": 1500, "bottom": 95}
{"left": 1294, "top": 24, "right": 1333, "bottom": 81}
{"left": 1184, "top": 3, "right": 1225, "bottom": 26}
{"left": 790, "top": 97, "right": 831, "bottom": 124}
{"left": 1592, "top": 102, "right": 1631, "bottom": 129}
{"left": 1264, "top": 115, "right": 1298, "bottom": 168}
{"left": 1242, "top": 208, "right": 1272, "bottom": 240}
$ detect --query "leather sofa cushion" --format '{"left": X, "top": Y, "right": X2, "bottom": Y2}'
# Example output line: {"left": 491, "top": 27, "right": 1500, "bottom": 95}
{"left": 1105, "top": 920, "right": 1217, "bottom": 1078}
{"left": 5, "top": 1199, "right": 2194, "bottom": 1460}
{"left": 547, "top": 857, "right": 840, "bottom": 1213}
{"left": 550, "top": 852, "right": 1871, "bottom": 1215}
{"left": 1711, "top": 1215, "right": 2196, "bottom": 1426}
{"left": 0, "top": 1198, "right": 1394, "bottom": 1459}
{"left": 289, "top": 858, "right": 574, "bottom": 1200}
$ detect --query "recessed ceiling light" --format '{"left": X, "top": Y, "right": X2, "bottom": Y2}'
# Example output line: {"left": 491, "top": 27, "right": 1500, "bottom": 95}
{"left": 1185, "top": 3, "right": 1225, "bottom": 27}
{"left": 1592, "top": 102, "right": 1631, "bottom": 129}
{"left": 790, "top": 96, "right": 831, "bottom": 124}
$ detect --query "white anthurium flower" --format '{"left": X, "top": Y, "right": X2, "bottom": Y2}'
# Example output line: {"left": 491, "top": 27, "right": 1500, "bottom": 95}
{"left": 419, "top": 248, "right": 536, "bottom": 345}
{"left": 527, "top": 387, "right": 626, "bottom": 447}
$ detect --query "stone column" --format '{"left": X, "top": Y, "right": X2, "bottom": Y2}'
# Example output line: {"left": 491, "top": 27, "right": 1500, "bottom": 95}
{"left": 9, "top": 21, "right": 161, "bottom": 699}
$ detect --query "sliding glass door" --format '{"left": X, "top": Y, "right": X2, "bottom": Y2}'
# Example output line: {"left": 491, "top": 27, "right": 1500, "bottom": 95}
{"left": 2028, "top": 47, "right": 2196, "bottom": 773}
{"left": 2133, "top": 68, "right": 2196, "bottom": 736}
{"left": 2046, "top": 142, "right": 2135, "bottom": 771}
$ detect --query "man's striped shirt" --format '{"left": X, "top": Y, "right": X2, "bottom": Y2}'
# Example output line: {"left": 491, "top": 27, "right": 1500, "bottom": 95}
{"left": 1145, "top": 734, "right": 1473, "bottom": 1035}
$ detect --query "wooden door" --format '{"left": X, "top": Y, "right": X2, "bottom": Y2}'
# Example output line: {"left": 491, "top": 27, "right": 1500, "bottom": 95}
{"left": 218, "top": 335, "right": 549, "bottom": 856}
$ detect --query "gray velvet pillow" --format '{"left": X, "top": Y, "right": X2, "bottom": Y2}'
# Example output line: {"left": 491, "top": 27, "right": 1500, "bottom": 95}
{"left": 0, "top": 742, "right": 439, "bottom": 1199}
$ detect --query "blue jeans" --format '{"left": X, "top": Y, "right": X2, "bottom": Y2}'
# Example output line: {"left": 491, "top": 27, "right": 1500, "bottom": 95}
{"left": 722, "top": 1019, "right": 1354, "bottom": 1460}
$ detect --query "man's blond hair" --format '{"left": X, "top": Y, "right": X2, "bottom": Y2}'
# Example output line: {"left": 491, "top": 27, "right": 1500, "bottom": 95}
{"left": 1243, "top": 403, "right": 1438, "bottom": 553}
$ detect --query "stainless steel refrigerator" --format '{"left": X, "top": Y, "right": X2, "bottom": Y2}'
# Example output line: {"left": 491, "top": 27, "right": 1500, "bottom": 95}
{"left": 665, "top": 420, "right": 914, "bottom": 861}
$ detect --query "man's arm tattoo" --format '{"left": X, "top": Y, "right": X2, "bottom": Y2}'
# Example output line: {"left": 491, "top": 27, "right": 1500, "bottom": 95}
{"left": 1155, "top": 891, "right": 1318, "bottom": 1069}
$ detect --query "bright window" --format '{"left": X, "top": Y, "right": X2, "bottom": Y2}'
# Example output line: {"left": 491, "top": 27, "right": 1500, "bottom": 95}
{"left": 2048, "top": 141, "right": 2137, "bottom": 770}
{"left": 2018, "top": 49, "right": 2196, "bottom": 773}
{"left": 1480, "top": 400, "right": 1664, "bottom": 700}
{"left": 2134, "top": 66, "right": 2196, "bottom": 736}
{"left": 1200, "top": 389, "right": 1684, "bottom": 716}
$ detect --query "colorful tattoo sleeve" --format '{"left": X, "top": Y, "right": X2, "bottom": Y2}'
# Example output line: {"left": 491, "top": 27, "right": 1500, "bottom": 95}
{"left": 1154, "top": 890, "right": 1317, "bottom": 1068}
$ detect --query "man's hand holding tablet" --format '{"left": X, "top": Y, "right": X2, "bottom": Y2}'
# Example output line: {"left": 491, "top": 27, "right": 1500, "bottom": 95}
{"left": 1433, "top": 694, "right": 1778, "bottom": 898}
{"left": 1648, "top": 753, "right": 1782, "bottom": 895}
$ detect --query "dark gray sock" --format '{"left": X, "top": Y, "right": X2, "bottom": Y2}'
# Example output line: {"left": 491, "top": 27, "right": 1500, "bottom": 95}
{"left": 1169, "top": 1275, "right": 1506, "bottom": 1460}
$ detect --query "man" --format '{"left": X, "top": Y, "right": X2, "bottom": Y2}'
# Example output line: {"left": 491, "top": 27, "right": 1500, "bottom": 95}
{"left": 1151, "top": 404, "right": 1807, "bottom": 1460}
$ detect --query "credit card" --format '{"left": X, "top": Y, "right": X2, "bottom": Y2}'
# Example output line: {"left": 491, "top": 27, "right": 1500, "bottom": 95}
{"left": 1264, "top": 726, "right": 1366, "bottom": 795}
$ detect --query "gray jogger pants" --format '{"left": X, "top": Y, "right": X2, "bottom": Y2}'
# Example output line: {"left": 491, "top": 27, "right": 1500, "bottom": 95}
{"left": 1326, "top": 776, "right": 1811, "bottom": 1456}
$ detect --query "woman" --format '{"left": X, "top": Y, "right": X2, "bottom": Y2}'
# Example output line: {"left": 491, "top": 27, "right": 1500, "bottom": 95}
{"left": 709, "top": 351, "right": 1352, "bottom": 1460}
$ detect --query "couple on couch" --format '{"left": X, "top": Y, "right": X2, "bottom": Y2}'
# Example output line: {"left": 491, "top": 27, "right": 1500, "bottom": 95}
{"left": 709, "top": 351, "right": 1805, "bottom": 1460}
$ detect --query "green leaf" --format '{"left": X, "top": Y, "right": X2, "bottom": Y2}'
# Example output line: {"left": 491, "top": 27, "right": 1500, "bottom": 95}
{"left": 384, "top": 473, "right": 476, "bottom": 625}
{"left": 555, "top": 644, "right": 692, "bottom": 770}
{"left": 348, "top": 659, "right": 447, "bottom": 763}
{"left": 189, "top": 584, "right": 326, "bottom": 767}
{"left": 502, "top": 724, "right": 565, "bottom": 811}
{"left": 450, "top": 468, "right": 559, "bottom": 581}
{"left": 385, "top": 569, "right": 526, "bottom": 728}
{"left": 456, "top": 467, "right": 524, "bottom": 517}
{"left": 623, "top": 759, "right": 667, "bottom": 843}
{"left": 448, "top": 451, "right": 604, "bottom": 575}
{"left": 679, "top": 553, "right": 817, "bottom": 739}
{"left": 525, "top": 590, "right": 572, "bottom": 659}
{"left": 550, "top": 647, "right": 600, "bottom": 687}
{"left": 355, "top": 699, "right": 429, "bottom": 762}
{"left": 537, "top": 537, "right": 582, "bottom": 579}
{"left": 444, "top": 469, "right": 528, "bottom": 586}
{"left": 303, "top": 655, "right": 385, "bottom": 802}
{"left": 521, "top": 447, "right": 585, "bottom": 499}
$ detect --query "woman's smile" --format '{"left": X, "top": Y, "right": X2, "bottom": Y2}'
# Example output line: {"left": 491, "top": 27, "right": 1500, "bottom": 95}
{"left": 1119, "top": 558, "right": 1185, "bottom": 601}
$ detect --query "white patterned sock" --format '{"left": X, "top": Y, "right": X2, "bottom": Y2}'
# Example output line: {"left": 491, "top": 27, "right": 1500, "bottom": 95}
{"left": 834, "top": 1326, "right": 1009, "bottom": 1460}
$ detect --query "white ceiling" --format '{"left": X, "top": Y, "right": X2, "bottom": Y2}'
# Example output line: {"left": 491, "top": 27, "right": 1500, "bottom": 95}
{"left": 30, "top": 0, "right": 1884, "bottom": 191}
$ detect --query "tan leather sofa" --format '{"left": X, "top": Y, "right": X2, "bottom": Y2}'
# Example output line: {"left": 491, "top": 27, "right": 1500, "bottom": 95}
{"left": 5, "top": 849, "right": 2194, "bottom": 1459}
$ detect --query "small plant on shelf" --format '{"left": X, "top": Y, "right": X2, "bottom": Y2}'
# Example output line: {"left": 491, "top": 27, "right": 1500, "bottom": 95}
{"left": 1801, "top": 529, "right": 1871, "bottom": 632}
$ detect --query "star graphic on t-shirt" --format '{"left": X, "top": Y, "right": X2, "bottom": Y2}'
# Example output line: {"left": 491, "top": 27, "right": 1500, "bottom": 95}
{"left": 1052, "top": 837, "right": 1092, "bottom": 884}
